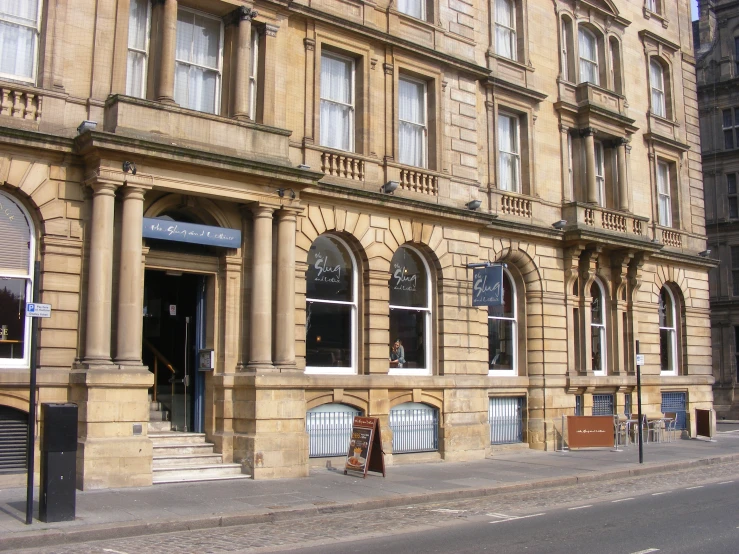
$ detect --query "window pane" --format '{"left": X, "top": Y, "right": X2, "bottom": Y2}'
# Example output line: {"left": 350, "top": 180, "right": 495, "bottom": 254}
{"left": 306, "top": 302, "right": 352, "bottom": 368}
{"left": 590, "top": 282, "right": 602, "bottom": 324}
{"left": 591, "top": 326, "right": 603, "bottom": 372}
{"left": 390, "top": 247, "right": 428, "bottom": 307}
{"left": 724, "top": 109, "right": 733, "bottom": 128}
{"left": 397, "top": 0, "right": 423, "bottom": 19}
{"left": 0, "top": 192, "right": 31, "bottom": 272}
{"left": 488, "top": 272, "right": 514, "bottom": 318}
{"left": 390, "top": 308, "right": 426, "bottom": 369}
{"left": 126, "top": 51, "right": 146, "bottom": 97}
{"left": 660, "top": 329, "right": 674, "bottom": 372}
{"left": 659, "top": 288, "right": 674, "bottom": 327}
{"left": 488, "top": 319, "right": 514, "bottom": 370}
{"left": 128, "top": 0, "right": 148, "bottom": 51}
{"left": 734, "top": 270, "right": 739, "bottom": 296}
{"left": 725, "top": 130, "right": 735, "bottom": 150}
{"left": 0, "top": 21, "right": 36, "bottom": 79}
{"left": 498, "top": 114, "right": 517, "bottom": 153}
{"left": 321, "top": 54, "right": 352, "bottom": 104}
{"left": 732, "top": 246, "right": 739, "bottom": 269}
{"left": 730, "top": 198, "right": 738, "bottom": 219}
{"left": 0, "top": 277, "right": 27, "bottom": 360}
{"left": 306, "top": 236, "right": 354, "bottom": 302}
{"left": 399, "top": 79, "right": 424, "bottom": 125}
{"left": 729, "top": 173, "right": 737, "bottom": 194}
{"left": 320, "top": 100, "right": 352, "bottom": 151}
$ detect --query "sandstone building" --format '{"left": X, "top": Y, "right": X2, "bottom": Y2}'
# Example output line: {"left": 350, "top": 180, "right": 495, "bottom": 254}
{"left": 0, "top": 0, "right": 714, "bottom": 488}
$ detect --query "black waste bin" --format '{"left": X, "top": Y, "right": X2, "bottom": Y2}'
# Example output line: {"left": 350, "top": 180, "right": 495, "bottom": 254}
{"left": 40, "top": 403, "right": 78, "bottom": 522}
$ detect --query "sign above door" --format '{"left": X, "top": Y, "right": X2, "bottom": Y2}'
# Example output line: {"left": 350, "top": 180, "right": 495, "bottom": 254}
{"left": 142, "top": 218, "right": 241, "bottom": 248}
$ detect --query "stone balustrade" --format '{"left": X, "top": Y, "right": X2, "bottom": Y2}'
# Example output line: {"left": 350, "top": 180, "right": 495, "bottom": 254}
{"left": 399, "top": 168, "right": 438, "bottom": 195}
{"left": 321, "top": 151, "right": 365, "bottom": 181}
{"left": 661, "top": 229, "right": 682, "bottom": 248}
{"left": 0, "top": 86, "right": 42, "bottom": 121}
{"left": 500, "top": 193, "right": 531, "bottom": 218}
{"left": 563, "top": 202, "right": 648, "bottom": 238}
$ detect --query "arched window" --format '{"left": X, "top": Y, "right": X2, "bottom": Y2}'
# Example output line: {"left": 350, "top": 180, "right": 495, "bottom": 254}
{"left": 578, "top": 27, "right": 599, "bottom": 85}
{"left": 495, "top": 0, "right": 517, "bottom": 61}
{"left": 590, "top": 280, "right": 606, "bottom": 374}
{"left": 0, "top": 191, "right": 34, "bottom": 367}
{"left": 488, "top": 270, "right": 517, "bottom": 375}
{"left": 305, "top": 235, "right": 357, "bottom": 374}
{"left": 659, "top": 286, "right": 677, "bottom": 374}
{"left": 650, "top": 59, "right": 666, "bottom": 118}
{"left": 389, "top": 246, "right": 431, "bottom": 375}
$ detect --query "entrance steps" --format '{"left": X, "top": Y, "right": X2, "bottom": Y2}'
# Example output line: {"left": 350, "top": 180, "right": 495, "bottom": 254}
{"left": 150, "top": 431, "right": 250, "bottom": 484}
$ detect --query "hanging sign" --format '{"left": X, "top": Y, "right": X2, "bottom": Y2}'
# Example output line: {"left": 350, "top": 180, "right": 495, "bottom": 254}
{"left": 344, "top": 416, "right": 385, "bottom": 478}
{"left": 472, "top": 265, "right": 503, "bottom": 307}
{"left": 391, "top": 263, "right": 418, "bottom": 292}
{"left": 142, "top": 218, "right": 241, "bottom": 248}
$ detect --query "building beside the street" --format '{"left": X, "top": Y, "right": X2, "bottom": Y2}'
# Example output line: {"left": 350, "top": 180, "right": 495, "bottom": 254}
{"left": 696, "top": 0, "right": 739, "bottom": 420}
{"left": 0, "top": 0, "right": 715, "bottom": 488}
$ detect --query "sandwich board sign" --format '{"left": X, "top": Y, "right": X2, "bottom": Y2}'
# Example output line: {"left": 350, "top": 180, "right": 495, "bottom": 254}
{"left": 344, "top": 417, "right": 385, "bottom": 478}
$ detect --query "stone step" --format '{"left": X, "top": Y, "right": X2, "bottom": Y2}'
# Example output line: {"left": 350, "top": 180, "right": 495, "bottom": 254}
{"left": 153, "top": 473, "right": 252, "bottom": 485}
{"left": 152, "top": 443, "right": 215, "bottom": 456}
{"left": 153, "top": 453, "right": 223, "bottom": 468}
{"left": 152, "top": 463, "right": 246, "bottom": 484}
{"left": 149, "top": 410, "right": 170, "bottom": 422}
{"left": 149, "top": 432, "right": 208, "bottom": 445}
{"left": 148, "top": 421, "right": 173, "bottom": 432}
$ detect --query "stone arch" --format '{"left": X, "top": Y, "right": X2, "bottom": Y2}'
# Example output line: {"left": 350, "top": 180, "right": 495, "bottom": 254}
{"left": 653, "top": 265, "right": 691, "bottom": 309}
{"left": 1, "top": 179, "right": 46, "bottom": 239}
{"left": 388, "top": 391, "right": 443, "bottom": 411}
{"left": 305, "top": 396, "right": 367, "bottom": 414}
{"left": 0, "top": 392, "right": 29, "bottom": 413}
{"left": 492, "top": 242, "right": 543, "bottom": 294}
{"left": 144, "top": 193, "right": 233, "bottom": 229}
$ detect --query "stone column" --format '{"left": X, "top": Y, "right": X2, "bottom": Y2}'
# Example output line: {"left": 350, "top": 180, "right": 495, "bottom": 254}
{"left": 274, "top": 209, "right": 298, "bottom": 370}
{"left": 248, "top": 205, "right": 274, "bottom": 370}
{"left": 115, "top": 185, "right": 147, "bottom": 366}
{"left": 232, "top": 7, "right": 258, "bottom": 120}
{"left": 616, "top": 138, "right": 629, "bottom": 211}
{"left": 157, "top": 0, "right": 178, "bottom": 103}
{"left": 84, "top": 180, "right": 119, "bottom": 365}
{"left": 582, "top": 128, "right": 598, "bottom": 204}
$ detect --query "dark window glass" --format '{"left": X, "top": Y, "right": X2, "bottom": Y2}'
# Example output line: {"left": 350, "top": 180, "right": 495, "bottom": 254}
{"left": 590, "top": 282, "right": 603, "bottom": 325}
{"left": 305, "top": 302, "right": 352, "bottom": 368}
{"left": 389, "top": 247, "right": 428, "bottom": 307}
{"left": 488, "top": 272, "right": 514, "bottom": 318}
{"left": 0, "top": 278, "right": 27, "bottom": 359}
{"left": 488, "top": 319, "right": 514, "bottom": 369}
{"left": 733, "top": 246, "right": 739, "bottom": 296}
{"left": 389, "top": 308, "right": 426, "bottom": 369}
{"left": 306, "top": 236, "right": 354, "bottom": 302}
{"left": 724, "top": 109, "right": 733, "bottom": 128}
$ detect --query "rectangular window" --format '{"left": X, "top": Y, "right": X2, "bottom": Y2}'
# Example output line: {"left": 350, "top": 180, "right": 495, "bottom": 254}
{"left": 397, "top": 0, "right": 425, "bottom": 20}
{"left": 646, "top": 0, "right": 658, "bottom": 13}
{"left": 733, "top": 246, "right": 739, "bottom": 296}
{"left": 594, "top": 141, "right": 605, "bottom": 206}
{"left": 174, "top": 8, "right": 223, "bottom": 114}
{"left": 724, "top": 108, "right": 738, "bottom": 150}
{"left": 578, "top": 28, "right": 599, "bottom": 85}
{"left": 320, "top": 52, "right": 355, "bottom": 152}
{"left": 398, "top": 77, "right": 427, "bottom": 168}
{"left": 248, "top": 27, "right": 259, "bottom": 120}
{"left": 728, "top": 174, "right": 738, "bottom": 220}
{"left": 495, "top": 0, "right": 516, "bottom": 61}
{"left": 650, "top": 60, "right": 666, "bottom": 118}
{"left": 657, "top": 161, "right": 672, "bottom": 227}
{"left": 126, "top": 0, "right": 150, "bottom": 98}
{"left": 0, "top": 0, "right": 41, "bottom": 83}
{"left": 498, "top": 113, "right": 520, "bottom": 192}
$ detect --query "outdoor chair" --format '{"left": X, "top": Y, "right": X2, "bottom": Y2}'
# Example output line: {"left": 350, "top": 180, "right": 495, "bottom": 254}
{"left": 614, "top": 415, "right": 629, "bottom": 447}
{"left": 663, "top": 412, "right": 678, "bottom": 442}
{"left": 646, "top": 413, "right": 666, "bottom": 443}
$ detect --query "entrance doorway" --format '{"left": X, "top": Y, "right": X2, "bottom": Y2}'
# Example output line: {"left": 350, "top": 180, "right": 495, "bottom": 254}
{"left": 143, "top": 270, "right": 207, "bottom": 433}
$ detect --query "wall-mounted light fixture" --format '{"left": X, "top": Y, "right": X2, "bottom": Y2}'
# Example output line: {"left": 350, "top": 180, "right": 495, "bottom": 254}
{"left": 77, "top": 120, "right": 97, "bottom": 135}
{"left": 552, "top": 220, "right": 567, "bottom": 230}
{"left": 466, "top": 200, "right": 482, "bottom": 210}
{"left": 122, "top": 161, "right": 137, "bottom": 175}
{"left": 277, "top": 188, "right": 296, "bottom": 199}
{"left": 698, "top": 249, "right": 711, "bottom": 257}
{"left": 297, "top": 164, "right": 311, "bottom": 170}
{"left": 381, "top": 181, "right": 399, "bottom": 194}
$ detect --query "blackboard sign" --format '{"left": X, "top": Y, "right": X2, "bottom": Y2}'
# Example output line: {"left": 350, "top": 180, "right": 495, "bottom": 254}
{"left": 142, "top": 218, "right": 241, "bottom": 248}
{"left": 344, "top": 417, "right": 385, "bottom": 478}
{"left": 472, "top": 265, "right": 503, "bottom": 307}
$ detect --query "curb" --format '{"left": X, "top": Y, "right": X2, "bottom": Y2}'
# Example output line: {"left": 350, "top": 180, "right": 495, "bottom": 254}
{"left": 2, "top": 453, "right": 738, "bottom": 552}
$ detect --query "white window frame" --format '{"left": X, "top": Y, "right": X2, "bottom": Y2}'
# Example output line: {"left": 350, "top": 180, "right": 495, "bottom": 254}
{"left": 659, "top": 286, "right": 678, "bottom": 376}
{"left": 389, "top": 245, "right": 432, "bottom": 377}
{"left": 498, "top": 112, "right": 521, "bottom": 193}
{"left": 578, "top": 27, "right": 599, "bottom": 85}
{"left": 650, "top": 59, "right": 666, "bottom": 118}
{"left": 248, "top": 27, "right": 259, "bottom": 120}
{"left": 398, "top": 75, "right": 428, "bottom": 169}
{"left": 488, "top": 269, "right": 518, "bottom": 377}
{"left": 567, "top": 131, "right": 574, "bottom": 198}
{"left": 319, "top": 51, "right": 356, "bottom": 152}
{"left": 174, "top": 7, "right": 224, "bottom": 115}
{"left": 495, "top": 0, "right": 517, "bottom": 61}
{"left": 0, "top": 0, "right": 42, "bottom": 84}
{"left": 657, "top": 160, "right": 672, "bottom": 227}
{"left": 0, "top": 191, "right": 34, "bottom": 368}
{"left": 397, "top": 0, "right": 426, "bottom": 21}
{"left": 594, "top": 140, "right": 605, "bottom": 207}
{"left": 590, "top": 279, "right": 607, "bottom": 376}
{"left": 305, "top": 235, "right": 358, "bottom": 376}
{"left": 645, "top": 0, "right": 659, "bottom": 14}
{"left": 126, "top": 0, "right": 152, "bottom": 98}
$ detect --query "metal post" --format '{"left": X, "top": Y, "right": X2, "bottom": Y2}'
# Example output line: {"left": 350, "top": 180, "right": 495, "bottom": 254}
{"left": 183, "top": 317, "right": 189, "bottom": 433}
{"left": 25, "top": 261, "right": 41, "bottom": 525}
{"left": 636, "top": 340, "right": 644, "bottom": 464}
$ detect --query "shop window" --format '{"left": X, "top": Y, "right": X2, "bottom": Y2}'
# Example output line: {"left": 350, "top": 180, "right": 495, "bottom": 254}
{"left": 126, "top": 0, "right": 150, "bottom": 98}
{"left": 174, "top": 8, "right": 223, "bottom": 114}
{"left": 494, "top": 0, "right": 517, "bottom": 61}
{"left": 590, "top": 280, "right": 606, "bottom": 374}
{"left": 488, "top": 270, "right": 517, "bottom": 375}
{"left": 0, "top": 191, "right": 34, "bottom": 367}
{"left": 728, "top": 173, "right": 738, "bottom": 220}
{"left": 659, "top": 286, "right": 677, "bottom": 375}
{"left": 724, "top": 107, "right": 739, "bottom": 150}
{"left": 398, "top": 76, "right": 428, "bottom": 168}
{"left": 389, "top": 246, "right": 432, "bottom": 375}
{"left": 305, "top": 235, "right": 358, "bottom": 375}
{"left": 320, "top": 51, "right": 355, "bottom": 152}
{"left": 0, "top": 0, "right": 41, "bottom": 83}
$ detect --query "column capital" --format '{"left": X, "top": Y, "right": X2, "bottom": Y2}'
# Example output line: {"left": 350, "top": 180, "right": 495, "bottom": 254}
{"left": 227, "top": 5, "right": 258, "bottom": 26}
{"left": 579, "top": 127, "right": 597, "bottom": 137}
{"left": 559, "top": 123, "right": 570, "bottom": 134}
{"left": 84, "top": 168, "right": 126, "bottom": 188}
{"left": 277, "top": 206, "right": 303, "bottom": 221}
{"left": 383, "top": 63, "right": 394, "bottom": 75}
{"left": 251, "top": 203, "right": 276, "bottom": 218}
{"left": 120, "top": 184, "right": 148, "bottom": 201}
{"left": 304, "top": 38, "right": 315, "bottom": 51}
{"left": 265, "top": 23, "right": 278, "bottom": 37}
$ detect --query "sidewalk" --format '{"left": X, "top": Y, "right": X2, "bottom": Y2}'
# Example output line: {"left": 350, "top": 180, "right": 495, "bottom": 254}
{"left": 2, "top": 432, "right": 738, "bottom": 552}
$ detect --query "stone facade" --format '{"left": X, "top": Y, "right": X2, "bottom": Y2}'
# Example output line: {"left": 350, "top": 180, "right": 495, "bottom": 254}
{"left": 0, "top": 0, "right": 713, "bottom": 488}
{"left": 696, "top": 0, "right": 739, "bottom": 419}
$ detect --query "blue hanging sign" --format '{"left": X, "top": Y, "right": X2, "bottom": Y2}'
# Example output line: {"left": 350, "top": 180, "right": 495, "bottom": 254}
{"left": 142, "top": 218, "right": 241, "bottom": 248}
{"left": 472, "top": 265, "right": 503, "bottom": 307}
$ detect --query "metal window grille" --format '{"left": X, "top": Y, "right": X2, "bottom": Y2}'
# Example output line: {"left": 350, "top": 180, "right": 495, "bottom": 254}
{"left": 592, "top": 394, "right": 614, "bottom": 415}
{"left": 489, "top": 397, "right": 524, "bottom": 445}
{"left": 389, "top": 407, "right": 439, "bottom": 454}
{"left": 0, "top": 406, "right": 28, "bottom": 472}
{"left": 624, "top": 393, "right": 632, "bottom": 416}
{"left": 661, "top": 392, "right": 687, "bottom": 430}
{"left": 306, "top": 409, "right": 360, "bottom": 457}
{"left": 575, "top": 395, "right": 583, "bottom": 416}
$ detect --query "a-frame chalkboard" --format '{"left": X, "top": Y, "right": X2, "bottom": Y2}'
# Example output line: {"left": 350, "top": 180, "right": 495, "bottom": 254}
{"left": 344, "top": 416, "right": 385, "bottom": 478}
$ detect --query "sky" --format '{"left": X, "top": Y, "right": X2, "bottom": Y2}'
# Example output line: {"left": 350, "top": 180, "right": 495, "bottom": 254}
{"left": 692, "top": 0, "right": 699, "bottom": 21}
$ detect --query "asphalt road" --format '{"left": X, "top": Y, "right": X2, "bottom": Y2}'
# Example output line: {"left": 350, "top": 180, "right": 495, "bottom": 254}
{"left": 288, "top": 480, "right": 739, "bottom": 554}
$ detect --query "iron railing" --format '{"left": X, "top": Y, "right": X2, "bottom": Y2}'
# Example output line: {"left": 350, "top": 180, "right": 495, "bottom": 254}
{"left": 489, "top": 397, "right": 524, "bottom": 444}
{"left": 661, "top": 392, "right": 687, "bottom": 430}
{"left": 592, "top": 394, "right": 614, "bottom": 416}
{"left": 390, "top": 408, "right": 439, "bottom": 453}
{"left": 306, "top": 410, "right": 360, "bottom": 457}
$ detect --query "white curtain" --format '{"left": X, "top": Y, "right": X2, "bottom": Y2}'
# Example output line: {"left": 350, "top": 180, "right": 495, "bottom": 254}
{"left": 398, "top": 78, "right": 425, "bottom": 168}
{"left": 498, "top": 114, "right": 519, "bottom": 192}
{"left": 495, "top": 0, "right": 515, "bottom": 60}
{"left": 397, "top": 0, "right": 423, "bottom": 19}
{"left": 657, "top": 162, "right": 672, "bottom": 227}
{"left": 0, "top": 0, "right": 39, "bottom": 80}
{"left": 594, "top": 142, "right": 605, "bottom": 206}
{"left": 650, "top": 60, "right": 666, "bottom": 117}
{"left": 126, "top": 0, "right": 149, "bottom": 98}
{"left": 320, "top": 54, "right": 353, "bottom": 151}
{"left": 578, "top": 29, "right": 598, "bottom": 85}
{"left": 175, "top": 10, "right": 220, "bottom": 114}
